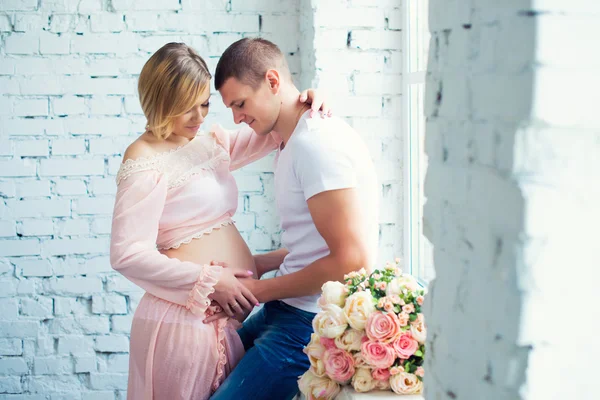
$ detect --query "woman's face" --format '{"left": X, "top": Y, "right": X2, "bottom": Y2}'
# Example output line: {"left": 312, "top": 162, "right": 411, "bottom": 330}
{"left": 171, "top": 83, "right": 211, "bottom": 140}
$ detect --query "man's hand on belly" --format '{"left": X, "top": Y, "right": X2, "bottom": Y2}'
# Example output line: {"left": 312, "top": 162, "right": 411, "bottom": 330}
{"left": 209, "top": 265, "right": 259, "bottom": 318}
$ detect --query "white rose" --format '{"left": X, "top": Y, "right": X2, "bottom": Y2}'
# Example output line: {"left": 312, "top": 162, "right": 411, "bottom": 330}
{"left": 318, "top": 281, "right": 348, "bottom": 309}
{"left": 351, "top": 367, "right": 376, "bottom": 393}
{"left": 390, "top": 371, "right": 423, "bottom": 395}
{"left": 304, "top": 333, "right": 327, "bottom": 377}
{"left": 386, "top": 274, "right": 418, "bottom": 296}
{"left": 410, "top": 313, "right": 427, "bottom": 344}
{"left": 334, "top": 328, "right": 365, "bottom": 352}
{"left": 298, "top": 370, "right": 341, "bottom": 400}
{"left": 313, "top": 304, "right": 348, "bottom": 338}
{"left": 343, "top": 291, "right": 376, "bottom": 331}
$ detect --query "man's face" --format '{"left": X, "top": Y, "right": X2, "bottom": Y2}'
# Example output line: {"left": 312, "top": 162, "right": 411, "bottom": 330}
{"left": 219, "top": 76, "right": 280, "bottom": 135}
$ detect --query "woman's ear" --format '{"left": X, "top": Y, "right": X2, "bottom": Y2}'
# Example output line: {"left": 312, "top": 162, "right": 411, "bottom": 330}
{"left": 265, "top": 69, "right": 281, "bottom": 94}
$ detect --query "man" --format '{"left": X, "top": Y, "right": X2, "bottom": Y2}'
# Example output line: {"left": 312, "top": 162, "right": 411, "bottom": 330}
{"left": 208, "top": 38, "right": 380, "bottom": 400}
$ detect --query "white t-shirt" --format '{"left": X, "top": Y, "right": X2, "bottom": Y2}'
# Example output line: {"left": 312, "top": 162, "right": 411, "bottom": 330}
{"left": 274, "top": 111, "right": 380, "bottom": 313}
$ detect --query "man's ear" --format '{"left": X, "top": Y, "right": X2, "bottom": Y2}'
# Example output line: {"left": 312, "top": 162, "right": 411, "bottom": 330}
{"left": 265, "top": 69, "right": 281, "bottom": 94}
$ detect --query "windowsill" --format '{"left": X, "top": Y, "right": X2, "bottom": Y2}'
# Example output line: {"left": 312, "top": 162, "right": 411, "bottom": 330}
{"left": 336, "top": 387, "right": 424, "bottom": 399}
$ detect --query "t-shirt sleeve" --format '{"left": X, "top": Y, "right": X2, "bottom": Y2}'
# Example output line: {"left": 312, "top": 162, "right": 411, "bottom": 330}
{"left": 293, "top": 137, "right": 358, "bottom": 201}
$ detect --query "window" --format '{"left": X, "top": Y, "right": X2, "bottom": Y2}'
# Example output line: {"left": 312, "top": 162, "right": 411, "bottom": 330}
{"left": 404, "top": 0, "right": 435, "bottom": 283}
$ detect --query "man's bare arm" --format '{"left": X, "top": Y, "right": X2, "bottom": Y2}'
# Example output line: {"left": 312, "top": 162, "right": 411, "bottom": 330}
{"left": 254, "top": 248, "right": 289, "bottom": 278}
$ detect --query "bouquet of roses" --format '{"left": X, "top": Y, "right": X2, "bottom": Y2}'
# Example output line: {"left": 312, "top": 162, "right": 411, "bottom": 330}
{"left": 298, "top": 259, "right": 426, "bottom": 399}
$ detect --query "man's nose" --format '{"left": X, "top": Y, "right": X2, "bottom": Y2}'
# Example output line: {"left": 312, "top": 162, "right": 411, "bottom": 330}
{"left": 233, "top": 110, "right": 244, "bottom": 125}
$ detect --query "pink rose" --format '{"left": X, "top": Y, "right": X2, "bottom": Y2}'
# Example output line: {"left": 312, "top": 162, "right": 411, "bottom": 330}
{"left": 397, "top": 312, "right": 409, "bottom": 327}
{"left": 361, "top": 340, "right": 396, "bottom": 369}
{"left": 366, "top": 311, "right": 401, "bottom": 344}
{"left": 393, "top": 332, "right": 419, "bottom": 359}
{"left": 384, "top": 302, "right": 395, "bottom": 313}
{"left": 320, "top": 337, "right": 337, "bottom": 350}
{"left": 372, "top": 368, "right": 391, "bottom": 381}
{"left": 415, "top": 366, "right": 425, "bottom": 377}
{"left": 416, "top": 295, "right": 424, "bottom": 306}
{"left": 402, "top": 303, "right": 415, "bottom": 314}
{"left": 390, "top": 295, "right": 402, "bottom": 304}
{"left": 323, "top": 348, "right": 355, "bottom": 383}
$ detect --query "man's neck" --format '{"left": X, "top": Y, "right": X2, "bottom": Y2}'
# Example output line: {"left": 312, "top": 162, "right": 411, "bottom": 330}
{"left": 272, "top": 87, "right": 311, "bottom": 146}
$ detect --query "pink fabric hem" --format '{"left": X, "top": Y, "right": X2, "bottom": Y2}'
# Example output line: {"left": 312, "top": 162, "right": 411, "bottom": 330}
{"left": 185, "top": 264, "right": 222, "bottom": 316}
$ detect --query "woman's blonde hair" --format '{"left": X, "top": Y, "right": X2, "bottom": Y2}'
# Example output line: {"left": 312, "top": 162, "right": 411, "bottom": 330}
{"left": 138, "top": 42, "right": 211, "bottom": 139}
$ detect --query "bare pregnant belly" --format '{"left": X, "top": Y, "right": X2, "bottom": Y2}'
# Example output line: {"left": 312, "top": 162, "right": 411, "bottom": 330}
{"left": 160, "top": 223, "right": 256, "bottom": 275}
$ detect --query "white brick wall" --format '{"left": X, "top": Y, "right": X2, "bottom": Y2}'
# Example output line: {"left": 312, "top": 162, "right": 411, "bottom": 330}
{"left": 0, "top": 0, "right": 402, "bottom": 396}
{"left": 423, "top": 1, "right": 600, "bottom": 400}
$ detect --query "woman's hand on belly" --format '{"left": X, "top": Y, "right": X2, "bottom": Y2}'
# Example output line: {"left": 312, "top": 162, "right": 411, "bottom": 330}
{"left": 209, "top": 267, "right": 259, "bottom": 317}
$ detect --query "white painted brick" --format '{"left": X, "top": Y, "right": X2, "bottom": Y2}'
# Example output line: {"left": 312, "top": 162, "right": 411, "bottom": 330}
{"left": 110, "top": 314, "right": 132, "bottom": 334}
{"left": 89, "top": 136, "right": 135, "bottom": 156}
{"left": 0, "top": 220, "right": 16, "bottom": 237}
{"left": 14, "top": 14, "right": 46, "bottom": 32}
{"left": 0, "top": 77, "right": 20, "bottom": 94}
{"left": 314, "top": 7, "right": 385, "bottom": 29}
{"left": 0, "top": 258, "right": 12, "bottom": 274}
{"left": 107, "top": 157, "right": 122, "bottom": 175}
{"left": 0, "top": 339, "right": 23, "bottom": 356}
{"left": 89, "top": 178, "right": 116, "bottom": 195}
{"left": 55, "top": 219, "right": 90, "bottom": 236}
{"left": 71, "top": 33, "right": 138, "bottom": 55}
{"left": 15, "top": 259, "right": 53, "bottom": 277}
{"left": 0, "top": 375, "right": 23, "bottom": 393}
{"left": 2, "top": 117, "right": 64, "bottom": 136}
{"left": 350, "top": 30, "right": 402, "bottom": 50}
{"left": 62, "top": 77, "right": 137, "bottom": 96}
{"left": 86, "top": 256, "right": 113, "bottom": 274}
{"left": 0, "top": 15, "right": 12, "bottom": 32}
{"left": 15, "top": 180, "right": 52, "bottom": 198}
{"left": 233, "top": 212, "right": 255, "bottom": 232}
{"left": 33, "top": 357, "right": 72, "bottom": 375}
{"left": 9, "top": 199, "right": 71, "bottom": 218}
{"left": 18, "top": 76, "right": 63, "bottom": 95}
{"left": 90, "top": 96, "right": 122, "bottom": 116}
{"left": 137, "top": 35, "right": 185, "bottom": 54}
{"left": 0, "top": 0, "right": 37, "bottom": 11}
{"left": 52, "top": 139, "right": 87, "bottom": 156}
{"left": 0, "top": 280, "right": 17, "bottom": 298}
{"left": 74, "top": 355, "right": 96, "bottom": 373}
{"left": 0, "top": 96, "right": 12, "bottom": 116}
{"left": 17, "top": 279, "right": 35, "bottom": 296}
{"left": 89, "top": 373, "right": 128, "bottom": 390}
{"left": 106, "top": 354, "right": 129, "bottom": 373}
{"left": 260, "top": 32, "right": 296, "bottom": 54}
{"left": 49, "top": 14, "right": 74, "bottom": 33}
{"left": 56, "top": 335, "right": 95, "bottom": 354}
{"left": 90, "top": 14, "right": 125, "bottom": 33}
{"left": 91, "top": 218, "right": 112, "bottom": 235}
{"left": 0, "top": 160, "right": 36, "bottom": 177}
{"left": 233, "top": 174, "right": 263, "bottom": 192}
{"left": 0, "top": 181, "right": 16, "bottom": 197}
{"left": 40, "top": 31, "right": 71, "bottom": 55}
{"left": 0, "top": 239, "right": 41, "bottom": 257}
{"left": 354, "top": 73, "right": 402, "bottom": 95}
{"left": 315, "top": 51, "right": 386, "bottom": 73}
{"left": 180, "top": 0, "right": 229, "bottom": 12}
{"left": 123, "top": 96, "right": 143, "bottom": 115}
{"left": 0, "top": 298, "right": 19, "bottom": 318}
{"left": 64, "top": 117, "right": 131, "bottom": 136}
{"left": 40, "top": 159, "right": 104, "bottom": 177}
{"left": 79, "top": 0, "right": 103, "bottom": 12}
{"left": 105, "top": 275, "right": 141, "bottom": 294}
{"left": 336, "top": 95, "right": 382, "bottom": 117}
{"left": 4, "top": 33, "right": 39, "bottom": 54}
{"left": 42, "top": 238, "right": 108, "bottom": 256}
{"left": 204, "top": 13, "right": 259, "bottom": 33}
{"left": 18, "top": 219, "right": 54, "bottom": 236}
{"left": 387, "top": 9, "right": 402, "bottom": 30}
{"left": 44, "top": 277, "right": 103, "bottom": 296}
{"left": 92, "top": 295, "right": 127, "bottom": 315}
{"left": 382, "top": 95, "right": 401, "bottom": 117}
{"left": 52, "top": 96, "right": 87, "bottom": 116}
{"left": 14, "top": 139, "right": 50, "bottom": 157}
{"left": 40, "top": 0, "right": 81, "bottom": 12}
{"left": 94, "top": 335, "right": 128, "bottom": 353}
{"left": 73, "top": 197, "right": 114, "bottom": 215}
{"left": 231, "top": 0, "right": 296, "bottom": 12}
{"left": 313, "top": 29, "right": 349, "bottom": 49}
{"left": 21, "top": 297, "right": 54, "bottom": 319}
{"left": 0, "top": 358, "right": 28, "bottom": 375}
{"left": 112, "top": 0, "right": 180, "bottom": 11}
{"left": 54, "top": 180, "right": 88, "bottom": 196}
{"left": 124, "top": 13, "right": 159, "bottom": 31}
{"left": 0, "top": 139, "right": 13, "bottom": 155}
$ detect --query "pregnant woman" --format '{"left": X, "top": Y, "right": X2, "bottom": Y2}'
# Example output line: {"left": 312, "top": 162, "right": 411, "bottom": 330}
{"left": 109, "top": 42, "right": 329, "bottom": 399}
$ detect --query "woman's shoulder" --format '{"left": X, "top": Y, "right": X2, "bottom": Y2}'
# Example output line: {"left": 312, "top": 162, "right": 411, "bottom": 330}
{"left": 122, "top": 135, "right": 163, "bottom": 163}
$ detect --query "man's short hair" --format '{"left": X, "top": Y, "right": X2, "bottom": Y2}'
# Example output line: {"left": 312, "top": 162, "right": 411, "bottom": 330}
{"left": 215, "top": 37, "right": 291, "bottom": 91}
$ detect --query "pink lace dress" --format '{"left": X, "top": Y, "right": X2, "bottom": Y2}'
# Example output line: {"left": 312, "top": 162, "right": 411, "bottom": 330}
{"left": 110, "top": 125, "right": 280, "bottom": 400}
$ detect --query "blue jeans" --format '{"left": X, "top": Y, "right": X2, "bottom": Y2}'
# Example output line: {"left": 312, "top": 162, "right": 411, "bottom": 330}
{"left": 210, "top": 300, "right": 316, "bottom": 400}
